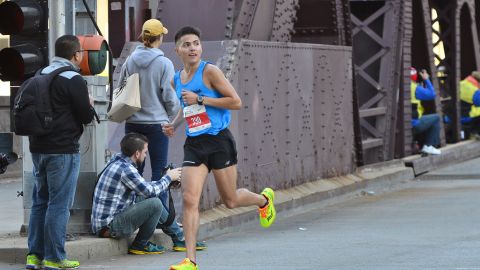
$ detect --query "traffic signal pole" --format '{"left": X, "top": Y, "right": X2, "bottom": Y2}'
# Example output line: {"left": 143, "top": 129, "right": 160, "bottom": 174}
{"left": 48, "top": 0, "right": 65, "bottom": 62}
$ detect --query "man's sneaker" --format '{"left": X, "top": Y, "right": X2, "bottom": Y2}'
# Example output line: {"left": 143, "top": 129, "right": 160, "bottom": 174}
{"left": 172, "top": 240, "right": 207, "bottom": 252}
{"left": 26, "top": 254, "right": 43, "bottom": 269}
{"left": 421, "top": 145, "right": 441, "bottom": 155}
{"left": 128, "top": 241, "right": 165, "bottom": 255}
{"left": 43, "top": 259, "right": 80, "bottom": 270}
{"left": 170, "top": 258, "right": 198, "bottom": 270}
{"left": 259, "top": 187, "right": 276, "bottom": 228}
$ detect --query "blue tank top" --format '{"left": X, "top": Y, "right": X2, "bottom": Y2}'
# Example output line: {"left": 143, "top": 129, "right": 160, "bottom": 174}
{"left": 174, "top": 61, "right": 231, "bottom": 137}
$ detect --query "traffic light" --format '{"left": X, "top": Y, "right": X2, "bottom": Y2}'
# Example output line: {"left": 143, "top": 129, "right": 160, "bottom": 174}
{"left": 0, "top": 0, "right": 48, "bottom": 82}
{"left": 77, "top": 35, "right": 108, "bottom": 76}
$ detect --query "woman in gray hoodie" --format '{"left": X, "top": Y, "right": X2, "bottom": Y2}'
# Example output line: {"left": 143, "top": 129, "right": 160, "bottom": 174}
{"left": 117, "top": 19, "right": 180, "bottom": 193}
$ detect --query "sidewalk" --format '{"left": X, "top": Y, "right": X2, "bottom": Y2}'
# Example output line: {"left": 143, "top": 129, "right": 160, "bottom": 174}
{"left": 1, "top": 139, "right": 480, "bottom": 264}
{"left": 0, "top": 178, "right": 23, "bottom": 238}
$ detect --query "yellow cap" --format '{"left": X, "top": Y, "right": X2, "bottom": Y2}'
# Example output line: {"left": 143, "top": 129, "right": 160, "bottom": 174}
{"left": 142, "top": 19, "right": 168, "bottom": 37}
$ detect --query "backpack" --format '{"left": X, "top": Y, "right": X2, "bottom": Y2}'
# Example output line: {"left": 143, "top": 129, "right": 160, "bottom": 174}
{"left": 12, "top": 66, "right": 73, "bottom": 136}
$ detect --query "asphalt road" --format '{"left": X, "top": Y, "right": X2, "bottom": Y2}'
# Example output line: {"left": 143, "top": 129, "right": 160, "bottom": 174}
{"left": 2, "top": 159, "right": 480, "bottom": 270}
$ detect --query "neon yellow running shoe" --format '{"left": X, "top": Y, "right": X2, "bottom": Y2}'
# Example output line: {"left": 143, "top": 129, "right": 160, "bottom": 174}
{"left": 43, "top": 259, "right": 80, "bottom": 269}
{"left": 170, "top": 258, "right": 198, "bottom": 270}
{"left": 259, "top": 187, "right": 276, "bottom": 228}
{"left": 26, "top": 254, "right": 43, "bottom": 269}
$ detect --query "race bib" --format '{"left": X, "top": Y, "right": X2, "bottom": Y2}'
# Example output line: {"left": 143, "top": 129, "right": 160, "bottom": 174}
{"left": 184, "top": 104, "right": 211, "bottom": 133}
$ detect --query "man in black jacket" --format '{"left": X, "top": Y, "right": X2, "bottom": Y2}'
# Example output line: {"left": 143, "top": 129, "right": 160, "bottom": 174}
{"left": 25, "top": 35, "right": 95, "bottom": 270}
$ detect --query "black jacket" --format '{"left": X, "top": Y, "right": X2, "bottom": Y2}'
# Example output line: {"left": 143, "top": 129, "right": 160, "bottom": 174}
{"left": 29, "top": 57, "right": 95, "bottom": 154}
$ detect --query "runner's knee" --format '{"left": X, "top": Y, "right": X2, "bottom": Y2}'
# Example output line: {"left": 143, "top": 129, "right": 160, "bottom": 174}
{"left": 183, "top": 192, "right": 200, "bottom": 210}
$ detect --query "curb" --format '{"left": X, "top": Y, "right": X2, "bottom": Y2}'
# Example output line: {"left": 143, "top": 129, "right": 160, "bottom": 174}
{"left": 403, "top": 140, "right": 480, "bottom": 176}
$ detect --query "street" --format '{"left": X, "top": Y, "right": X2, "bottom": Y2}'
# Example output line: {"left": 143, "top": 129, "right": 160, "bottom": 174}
{"left": 2, "top": 158, "right": 480, "bottom": 269}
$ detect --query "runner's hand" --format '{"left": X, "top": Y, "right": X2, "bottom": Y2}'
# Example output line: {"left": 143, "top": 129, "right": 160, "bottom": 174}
{"left": 181, "top": 90, "right": 198, "bottom": 106}
{"left": 166, "top": 167, "right": 182, "bottom": 181}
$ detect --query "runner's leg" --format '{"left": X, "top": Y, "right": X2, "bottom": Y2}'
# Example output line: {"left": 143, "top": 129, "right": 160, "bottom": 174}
{"left": 212, "top": 165, "right": 267, "bottom": 209}
{"left": 182, "top": 165, "right": 209, "bottom": 262}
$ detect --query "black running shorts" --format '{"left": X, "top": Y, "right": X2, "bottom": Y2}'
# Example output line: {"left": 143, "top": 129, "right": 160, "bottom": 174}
{"left": 182, "top": 128, "right": 238, "bottom": 171}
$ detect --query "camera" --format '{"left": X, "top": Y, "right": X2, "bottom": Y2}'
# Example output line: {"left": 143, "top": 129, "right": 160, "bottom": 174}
{"left": 0, "top": 152, "right": 18, "bottom": 175}
{"left": 164, "top": 163, "right": 181, "bottom": 189}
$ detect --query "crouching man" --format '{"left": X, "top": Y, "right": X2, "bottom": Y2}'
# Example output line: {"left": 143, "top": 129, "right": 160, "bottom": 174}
{"left": 91, "top": 132, "right": 184, "bottom": 254}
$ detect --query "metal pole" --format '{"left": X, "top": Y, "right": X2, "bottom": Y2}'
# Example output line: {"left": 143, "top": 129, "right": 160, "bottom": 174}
{"left": 65, "top": 0, "right": 75, "bottom": 35}
{"left": 48, "top": 0, "right": 66, "bottom": 61}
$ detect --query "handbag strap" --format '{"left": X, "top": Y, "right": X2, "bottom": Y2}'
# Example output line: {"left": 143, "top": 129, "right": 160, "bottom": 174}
{"left": 124, "top": 56, "right": 131, "bottom": 77}
{"left": 115, "top": 57, "right": 132, "bottom": 92}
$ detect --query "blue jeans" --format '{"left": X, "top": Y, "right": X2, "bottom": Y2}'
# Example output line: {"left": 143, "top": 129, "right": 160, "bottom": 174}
{"left": 125, "top": 123, "right": 169, "bottom": 206}
{"left": 28, "top": 153, "right": 80, "bottom": 261}
{"left": 413, "top": 114, "right": 441, "bottom": 146}
{"left": 109, "top": 197, "right": 184, "bottom": 245}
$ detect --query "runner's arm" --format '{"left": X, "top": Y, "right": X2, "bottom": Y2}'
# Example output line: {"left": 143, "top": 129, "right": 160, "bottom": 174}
{"left": 202, "top": 65, "right": 242, "bottom": 110}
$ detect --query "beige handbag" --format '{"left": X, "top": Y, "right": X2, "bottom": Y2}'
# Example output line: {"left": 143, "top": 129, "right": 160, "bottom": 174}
{"left": 107, "top": 62, "right": 141, "bottom": 122}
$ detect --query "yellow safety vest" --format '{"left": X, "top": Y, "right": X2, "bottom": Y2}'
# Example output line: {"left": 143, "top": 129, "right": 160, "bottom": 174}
{"left": 411, "top": 82, "right": 424, "bottom": 118}
{"left": 459, "top": 76, "right": 480, "bottom": 118}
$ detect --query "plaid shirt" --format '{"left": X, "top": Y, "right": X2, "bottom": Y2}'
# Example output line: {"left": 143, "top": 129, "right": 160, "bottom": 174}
{"left": 91, "top": 153, "right": 171, "bottom": 234}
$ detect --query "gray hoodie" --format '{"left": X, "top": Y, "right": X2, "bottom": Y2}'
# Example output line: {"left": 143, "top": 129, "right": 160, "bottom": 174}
{"left": 118, "top": 45, "right": 180, "bottom": 124}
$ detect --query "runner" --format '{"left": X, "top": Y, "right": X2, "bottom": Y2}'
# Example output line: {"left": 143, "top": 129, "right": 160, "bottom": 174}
{"left": 164, "top": 26, "right": 276, "bottom": 270}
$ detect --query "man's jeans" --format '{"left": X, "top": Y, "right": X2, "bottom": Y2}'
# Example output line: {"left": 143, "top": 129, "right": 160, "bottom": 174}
{"left": 125, "top": 123, "right": 170, "bottom": 206}
{"left": 28, "top": 153, "right": 80, "bottom": 261}
{"left": 413, "top": 114, "right": 441, "bottom": 146}
{"left": 109, "top": 197, "right": 184, "bottom": 246}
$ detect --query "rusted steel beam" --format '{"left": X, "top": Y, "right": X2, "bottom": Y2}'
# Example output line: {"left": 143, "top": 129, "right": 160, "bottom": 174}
{"left": 398, "top": 0, "right": 413, "bottom": 157}
{"left": 155, "top": 0, "right": 235, "bottom": 42}
{"left": 457, "top": 1, "right": 480, "bottom": 79}
{"left": 292, "top": 0, "right": 351, "bottom": 46}
{"left": 231, "top": 0, "right": 259, "bottom": 39}
{"left": 270, "top": 0, "right": 299, "bottom": 41}
{"left": 350, "top": 0, "right": 404, "bottom": 164}
{"left": 241, "top": 0, "right": 277, "bottom": 40}
{"left": 431, "top": 0, "right": 459, "bottom": 141}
